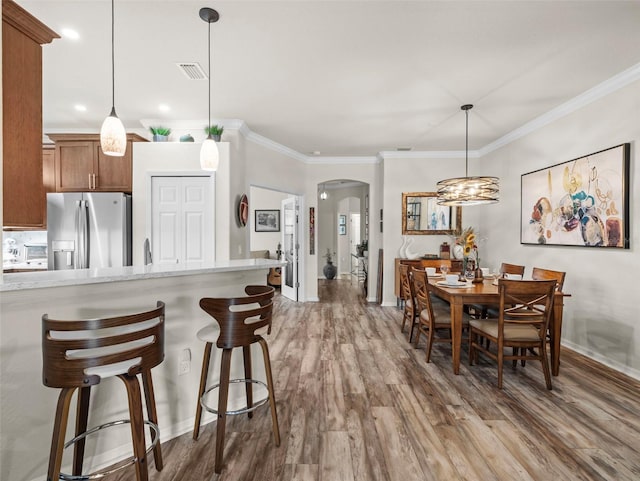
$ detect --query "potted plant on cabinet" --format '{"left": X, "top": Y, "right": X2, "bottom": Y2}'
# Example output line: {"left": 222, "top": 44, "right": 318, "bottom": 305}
{"left": 322, "top": 249, "right": 337, "bottom": 280}
{"left": 205, "top": 124, "right": 224, "bottom": 141}
{"left": 149, "top": 126, "right": 171, "bottom": 142}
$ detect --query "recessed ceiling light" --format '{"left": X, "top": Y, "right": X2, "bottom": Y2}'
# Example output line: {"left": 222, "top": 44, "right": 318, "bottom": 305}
{"left": 74, "top": 104, "right": 87, "bottom": 112}
{"left": 158, "top": 104, "right": 170, "bottom": 112}
{"left": 61, "top": 28, "right": 80, "bottom": 40}
{"left": 396, "top": 147, "right": 412, "bottom": 151}
{"left": 311, "top": 151, "right": 321, "bottom": 155}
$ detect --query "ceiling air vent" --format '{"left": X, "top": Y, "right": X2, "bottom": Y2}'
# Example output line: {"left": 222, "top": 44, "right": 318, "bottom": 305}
{"left": 176, "top": 62, "right": 207, "bottom": 80}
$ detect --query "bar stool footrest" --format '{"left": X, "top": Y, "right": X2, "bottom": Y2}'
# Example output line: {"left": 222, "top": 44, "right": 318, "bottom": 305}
{"left": 201, "top": 378, "right": 269, "bottom": 416}
{"left": 59, "top": 419, "right": 160, "bottom": 481}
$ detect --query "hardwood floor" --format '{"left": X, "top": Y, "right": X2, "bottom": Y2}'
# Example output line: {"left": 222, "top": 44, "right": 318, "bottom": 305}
{"left": 112, "top": 279, "right": 640, "bottom": 481}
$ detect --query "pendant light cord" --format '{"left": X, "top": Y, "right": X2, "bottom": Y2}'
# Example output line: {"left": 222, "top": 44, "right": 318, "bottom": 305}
{"left": 110, "top": 0, "right": 115, "bottom": 111}
{"left": 465, "top": 107, "right": 469, "bottom": 177}
{"left": 207, "top": 19, "right": 212, "bottom": 136}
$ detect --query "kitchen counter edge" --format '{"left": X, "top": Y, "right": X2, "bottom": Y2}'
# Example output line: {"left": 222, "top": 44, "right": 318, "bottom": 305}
{"left": 0, "top": 259, "right": 285, "bottom": 292}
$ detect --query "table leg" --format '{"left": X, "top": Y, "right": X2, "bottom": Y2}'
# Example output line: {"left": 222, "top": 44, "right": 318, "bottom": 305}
{"left": 551, "top": 297, "right": 564, "bottom": 376}
{"left": 450, "top": 298, "right": 464, "bottom": 375}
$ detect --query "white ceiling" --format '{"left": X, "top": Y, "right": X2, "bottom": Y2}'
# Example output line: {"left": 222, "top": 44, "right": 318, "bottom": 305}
{"left": 19, "top": 0, "right": 640, "bottom": 157}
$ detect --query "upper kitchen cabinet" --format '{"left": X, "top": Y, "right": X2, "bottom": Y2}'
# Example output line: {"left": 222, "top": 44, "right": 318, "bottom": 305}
{"left": 2, "top": 0, "right": 59, "bottom": 229}
{"left": 47, "top": 133, "right": 147, "bottom": 193}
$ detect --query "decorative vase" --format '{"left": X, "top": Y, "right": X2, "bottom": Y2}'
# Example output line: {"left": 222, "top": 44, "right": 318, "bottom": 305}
{"left": 212, "top": 134, "right": 221, "bottom": 142}
{"left": 323, "top": 261, "right": 337, "bottom": 280}
{"left": 180, "top": 134, "right": 194, "bottom": 142}
{"left": 452, "top": 244, "right": 464, "bottom": 260}
{"left": 405, "top": 238, "right": 420, "bottom": 260}
{"left": 153, "top": 134, "right": 168, "bottom": 142}
{"left": 398, "top": 236, "right": 408, "bottom": 258}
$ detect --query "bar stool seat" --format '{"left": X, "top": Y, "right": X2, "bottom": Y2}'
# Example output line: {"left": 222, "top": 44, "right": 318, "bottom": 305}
{"left": 42, "top": 302, "right": 165, "bottom": 481}
{"left": 192, "top": 285, "right": 280, "bottom": 474}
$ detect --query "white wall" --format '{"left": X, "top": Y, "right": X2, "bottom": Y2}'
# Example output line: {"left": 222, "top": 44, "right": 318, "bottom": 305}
{"left": 475, "top": 79, "right": 640, "bottom": 377}
{"left": 381, "top": 155, "right": 468, "bottom": 304}
{"left": 249, "top": 186, "right": 289, "bottom": 254}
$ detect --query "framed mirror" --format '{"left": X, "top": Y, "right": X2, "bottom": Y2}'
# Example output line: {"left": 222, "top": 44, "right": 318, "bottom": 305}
{"left": 402, "top": 192, "right": 462, "bottom": 235}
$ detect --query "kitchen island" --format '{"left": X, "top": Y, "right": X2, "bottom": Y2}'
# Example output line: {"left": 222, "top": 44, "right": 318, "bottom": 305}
{"left": 0, "top": 258, "right": 283, "bottom": 481}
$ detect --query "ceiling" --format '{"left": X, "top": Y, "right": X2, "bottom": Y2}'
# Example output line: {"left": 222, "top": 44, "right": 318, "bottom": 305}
{"left": 19, "top": 0, "right": 640, "bottom": 157}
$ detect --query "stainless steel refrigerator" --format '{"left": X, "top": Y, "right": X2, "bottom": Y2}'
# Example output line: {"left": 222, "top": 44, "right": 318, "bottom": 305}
{"left": 47, "top": 193, "right": 132, "bottom": 270}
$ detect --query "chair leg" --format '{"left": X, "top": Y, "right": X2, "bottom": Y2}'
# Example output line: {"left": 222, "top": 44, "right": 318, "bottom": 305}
{"left": 73, "top": 386, "right": 91, "bottom": 476}
{"left": 413, "top": 325, "right": 421, "bottom": 348}
{"left": 426, "top": 325, "right": 435, "bottom": 363}
{"left": 540, "top": 346, "right": 553, "bottom": 390}
{"left": 242, "top": 346, "right": 253, "bottom": 419}
{"left": 215, "top": 349, "right": 233, "bottom": 474}
{"left": 120, "top": 374, "right": 149, "bottom": 481}
{"left": 497, "top": 344, "right": 504, "bottom": 389}
{"left": 512, "top": 347, "right": 518, "bottom": 368}
{"left": 193, "top": 342, "right": 213, "bottom": 440}
{"left": 468, "top": 330, "right": 474, "bottom": 365}
{"left": 258, "top": 338, "right": 280, "bottom": 446}
{"left": 47, "top": 388, "right": 76, "bottom": 481}
{"left": 142, "top": 370, "right": 163, "bottom": 470}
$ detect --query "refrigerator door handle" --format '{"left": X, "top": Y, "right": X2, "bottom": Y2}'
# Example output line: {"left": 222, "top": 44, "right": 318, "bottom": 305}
{"left": 76, "top": 200, "right": 89, "bottom": 269}
{"left": 75, "top": 200, "right": 82, "bottom": 269}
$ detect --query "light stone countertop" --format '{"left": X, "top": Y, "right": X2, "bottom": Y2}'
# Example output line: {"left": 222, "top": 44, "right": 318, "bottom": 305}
{"left": 0, "top": 258, "right": 284, "bottom": 292}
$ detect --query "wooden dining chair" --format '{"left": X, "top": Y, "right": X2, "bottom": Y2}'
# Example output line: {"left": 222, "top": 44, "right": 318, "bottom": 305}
{"left": 531, "top": 267, "right": 566, "bottom": 291}
{"left": 469, "top": 262, "right": 526, "bottom": 320}
{"left": 469, "top": 279, "right": 556, "bottom": 389}
{"left": 413, "top": 269, "right": 470, "bottom": 363}
{"left": 399, "top": 264, "right": 418, "bottom": 341}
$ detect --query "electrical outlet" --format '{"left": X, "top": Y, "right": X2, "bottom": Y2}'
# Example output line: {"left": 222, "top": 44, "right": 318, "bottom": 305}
{"left": 178, "top": 348, "right": 191, "bottom": 375}
{"left": 179, "top": 360, "right": 190, "bottom": 375}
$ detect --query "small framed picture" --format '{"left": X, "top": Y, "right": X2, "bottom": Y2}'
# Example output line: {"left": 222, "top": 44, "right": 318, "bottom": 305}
{"left": 255, "top": 209, "right": 280, "bottom": 232}
{"left": 339, "top": 225, "right": 346, "bottom": 235}
{"left": 339, "top": 214, "right": 346, "bottom": 225}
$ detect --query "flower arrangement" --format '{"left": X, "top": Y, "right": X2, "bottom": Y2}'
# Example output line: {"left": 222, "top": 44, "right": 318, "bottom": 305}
{"left": 456, "top": 227, "right": 476, "bottom": 257}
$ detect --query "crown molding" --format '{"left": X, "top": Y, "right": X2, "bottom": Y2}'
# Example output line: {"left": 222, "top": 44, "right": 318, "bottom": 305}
{"left": 380, "top": 150, "right": 480, "bottom": 160}
{"left": 479, "top": 61, "right": 640, "bottom": 157}
{"left": 305, "top": 156, "right": 379, "bottom": 165}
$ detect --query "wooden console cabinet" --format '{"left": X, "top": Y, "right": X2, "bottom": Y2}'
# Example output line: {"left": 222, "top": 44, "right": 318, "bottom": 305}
{"left": 2, "top": 0, "right": 58, "bottom": 229}
{"left": 47, "top": 133, "right": 147, "bottom": 193}
{"left": 394, "top": 257, "right": 463, "bottom": 299}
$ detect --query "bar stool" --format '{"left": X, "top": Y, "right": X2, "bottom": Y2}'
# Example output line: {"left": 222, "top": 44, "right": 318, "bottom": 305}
{"left": 42, "top": 301, "right": 165, "bottom": 481}
{"left": 192, "top": 285, "right": 280, "bottom": 474}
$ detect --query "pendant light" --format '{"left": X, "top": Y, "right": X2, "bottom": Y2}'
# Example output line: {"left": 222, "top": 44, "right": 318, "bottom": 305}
{"left": 319, "top": 183, "right": 328, "bottom": 200}
{"left": 100, "top": 0, "right": 126, "bottom": 156}
{"left": 199, "top": 7, "right": 220, "bottom": 171}
{"left": 436, "top": 104, "right": 499, "bottom": 206}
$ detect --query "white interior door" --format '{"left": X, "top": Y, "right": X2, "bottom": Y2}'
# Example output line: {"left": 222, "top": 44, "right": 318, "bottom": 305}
{"left": 151, "top": 176, "right": 213, "bottom": 266}
{"left": 281, "top": 197, "right": 298, "bottom": 301}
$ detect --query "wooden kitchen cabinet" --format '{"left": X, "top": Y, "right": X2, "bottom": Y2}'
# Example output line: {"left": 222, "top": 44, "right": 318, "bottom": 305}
{"left": 47, "top": 133, "right": 147, "bottom": 193}
{"left": 2, "top": 0, "right": 58, "bottom": 229}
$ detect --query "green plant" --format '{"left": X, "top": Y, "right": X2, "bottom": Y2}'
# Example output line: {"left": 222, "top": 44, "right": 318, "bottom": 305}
{"left": 149, "top": 126, "right": 171, "bottom": 136}
{"left": 204, "top": 124, "right": 224, "bottom": 136}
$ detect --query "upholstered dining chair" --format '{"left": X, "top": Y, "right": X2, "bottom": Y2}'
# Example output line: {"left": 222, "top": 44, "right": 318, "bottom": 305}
{"left": 413, "top": 269, "right": 470, "bottom": 363}
{"left": 469, "top": 279, "right": 556, "bottom": 389}
{"left": 399, "top": 264, "right": 419, "bottom": 342}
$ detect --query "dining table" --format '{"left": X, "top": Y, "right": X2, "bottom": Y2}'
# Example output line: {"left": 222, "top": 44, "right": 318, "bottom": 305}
{"left": 427, "top": 275, "right": 570, "bottom": 376}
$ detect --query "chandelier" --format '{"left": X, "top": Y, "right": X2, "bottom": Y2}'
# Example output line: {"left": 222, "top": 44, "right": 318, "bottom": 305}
{"left": 437, "top": 104, "right": 499, "bottom": 206}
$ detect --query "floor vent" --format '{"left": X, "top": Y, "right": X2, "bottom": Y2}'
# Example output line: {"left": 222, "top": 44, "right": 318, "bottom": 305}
{"left": 176, "top": 62, "right": 207, "bottom": 80}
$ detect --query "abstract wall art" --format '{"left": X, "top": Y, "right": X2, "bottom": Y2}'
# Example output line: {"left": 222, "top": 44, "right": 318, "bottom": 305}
{"left": 521, "top": 143, "right": 630, "bottom": 248}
